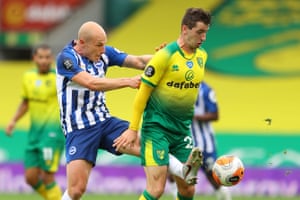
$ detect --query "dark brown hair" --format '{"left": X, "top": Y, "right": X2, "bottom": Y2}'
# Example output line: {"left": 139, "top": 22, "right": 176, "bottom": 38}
{"left": 32, "top": 43, "right": 52, "bottom": 56}
{"left": 181, "top": 8, "right": 212, "bottom": 29}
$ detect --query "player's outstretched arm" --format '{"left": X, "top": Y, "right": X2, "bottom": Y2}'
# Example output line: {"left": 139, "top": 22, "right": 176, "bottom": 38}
{"left": 122, "top": 55, "right": 152, "bottom": 70}
{"left": 72, "top": 71, "right": 141, "bottom": 91}
{"left": 122, "top": 42, "right": 167, "bottom": 70}
{"left": 5, "top": 100, "right": 28, "bottom": 136}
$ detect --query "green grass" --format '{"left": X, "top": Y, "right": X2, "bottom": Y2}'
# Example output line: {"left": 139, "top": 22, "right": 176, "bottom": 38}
{"left": 0, "top": 193, "right": 299, "bottom": 200}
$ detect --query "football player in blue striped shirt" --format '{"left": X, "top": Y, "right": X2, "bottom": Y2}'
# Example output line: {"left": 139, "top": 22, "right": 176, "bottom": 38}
{"left": 57, "top": 21, "right": 197, "bottom": 200}
{"left": 192, "top": 82, "right": 231, "bottom": 200}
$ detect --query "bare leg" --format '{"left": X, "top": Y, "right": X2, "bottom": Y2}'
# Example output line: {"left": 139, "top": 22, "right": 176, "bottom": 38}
{"left": 25, "top": 167, "right": 41, "bottom": 187}
{"left": 65, "top": 160, "right": 92, "bottom": 200}
{"left": 143, "top": 165, "right": 168, "bottom": 199}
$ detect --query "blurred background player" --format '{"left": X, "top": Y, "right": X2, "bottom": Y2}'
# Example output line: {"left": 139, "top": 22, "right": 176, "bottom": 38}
{"left": 169, "top": 81, "right": 231, "bottom": 200}
{"left": 5, "top": 44, "right": 65, "bottom": 200}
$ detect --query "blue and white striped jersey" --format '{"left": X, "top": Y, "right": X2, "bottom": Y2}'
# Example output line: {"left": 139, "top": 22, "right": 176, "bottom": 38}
{"left": 56, "top": 41, "right": 127, "bottom": 135}
{"left": 191, "top": 82, "right": 218, "bottom": 153}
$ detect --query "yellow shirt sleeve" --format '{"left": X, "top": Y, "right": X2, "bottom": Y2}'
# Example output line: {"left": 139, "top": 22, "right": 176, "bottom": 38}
{"left": 129, "top": 82, "right": 153, "bottom": 131}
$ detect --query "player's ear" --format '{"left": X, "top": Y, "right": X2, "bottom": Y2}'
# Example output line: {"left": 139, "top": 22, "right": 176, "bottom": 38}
{"left": 182, "top": 24, "right": 188, "bottom": 33}
{"left": 78, "top": 39, "right": 85, "bottom": 45}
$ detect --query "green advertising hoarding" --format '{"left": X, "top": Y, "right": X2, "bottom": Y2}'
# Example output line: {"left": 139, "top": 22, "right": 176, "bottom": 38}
{"left": 1, "top": 129, "right": 299, "bottom": 168}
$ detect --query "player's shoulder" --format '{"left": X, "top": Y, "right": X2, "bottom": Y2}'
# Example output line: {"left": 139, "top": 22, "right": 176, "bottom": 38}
{"left": 57, "top": 42, "right": 81, "bottom": 69}
{"left": 153, "top": 41, "right": 178, "bottom": 60}
{"left": 164, "top": 41, "right": 179, "bottom": 54}
{"left": 57, "top": 41, "right": 77, "bottom": 60}
{"left": 22, "top": 68, "right": 38, "bottom": 82}
{"left": 24, "top": 68, "right": 38, "bottom": 76}
{"left": 197, "top": 46, "right": 208, "bottom": 56}
{"left": 60, "top": 41, "right": 74, "bottom": 53}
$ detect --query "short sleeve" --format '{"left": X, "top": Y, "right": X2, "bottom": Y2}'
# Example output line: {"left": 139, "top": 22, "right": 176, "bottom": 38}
{"left": 105, "top": 46, "right": 128, "bottom": 67}
{"left": 56, "top": 51, "right": 83, "bottom": 80}
{"left": 141, "top": 49, "right": 169, "bottom": 87}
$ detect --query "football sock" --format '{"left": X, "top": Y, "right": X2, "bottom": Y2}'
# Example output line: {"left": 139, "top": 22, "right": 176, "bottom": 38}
{"left": 139, "top": 190, "right": 157, "bottom": 200}
{"left": 168, "top": 179, "right": 177, "bottom": 199}
{"left": 216, "top": 187, "right": 231, "bottom": 200}
{"left": 33, "top": 179, "right": 47, "bottom": 199}
{"left": 169, "top": 154, "right": 184, "bottom": 178}
{"left": 62, "top": 190, "right": 72, "bottom": 200}
{"left": 177, "top": 193, "right": 193, "bottom": 200}
{"left": 45, "top": 181, "right": 62, "bottom": 200}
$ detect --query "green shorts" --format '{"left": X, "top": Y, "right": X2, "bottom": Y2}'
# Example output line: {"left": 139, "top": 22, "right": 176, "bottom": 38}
{"left": 25, "top": 127, "right": 65, "bottom": 173}
{"left": 140, "top": 125, "right": 193, "bottom": 166}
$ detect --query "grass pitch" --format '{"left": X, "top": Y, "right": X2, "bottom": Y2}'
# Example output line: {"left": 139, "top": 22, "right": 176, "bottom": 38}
{"left": 0, "top": 193, "right": 299, "bottom": 200}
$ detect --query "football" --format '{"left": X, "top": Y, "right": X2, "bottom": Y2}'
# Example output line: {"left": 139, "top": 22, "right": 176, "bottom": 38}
{"left": 212, "top": 155, "right": 245, "bottom": 186}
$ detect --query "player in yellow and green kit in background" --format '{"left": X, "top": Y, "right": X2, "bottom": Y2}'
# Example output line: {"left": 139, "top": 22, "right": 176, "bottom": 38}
{"left": 5, "top": 44, "right": 65, "bottom": 200}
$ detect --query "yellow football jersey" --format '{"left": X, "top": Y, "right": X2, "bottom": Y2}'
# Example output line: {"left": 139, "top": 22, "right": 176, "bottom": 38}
{"left": 21, "top": 68, "right": 62, "bottom": 139}
{"left": 141, "top": 42, "right": 207, "bottom": 133}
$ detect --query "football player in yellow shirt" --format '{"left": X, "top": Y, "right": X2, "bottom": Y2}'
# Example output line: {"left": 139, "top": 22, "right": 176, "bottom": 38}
{"left": 114, "top": 7, "right": 212, "bottom": 200}
{"left": 6, "top": 44, "right": 65, "bottom": 200}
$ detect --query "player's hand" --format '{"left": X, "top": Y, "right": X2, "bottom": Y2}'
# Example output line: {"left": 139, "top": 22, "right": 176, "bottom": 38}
{"left": 128, "top": 75, "right": 141, "bottom": 89}
{"left": 155, "top": 42, "right": 167, "bottom": 52}
{"left": 5, "top": 122, "right": 15, "bottom": 137}
{"left": 113, "top": 129, "right": 138, "bottom": 152}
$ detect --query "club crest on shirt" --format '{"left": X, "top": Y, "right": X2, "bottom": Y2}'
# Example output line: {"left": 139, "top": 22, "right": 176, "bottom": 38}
{"left": 186, "top": 61, "right": 193, "bottom": 68}
{"left": 45, "top": 80, "right": 52, "bottom": 87}
{"left": 197, "top": 57, "right": 203, "bottom": 67}
{"left": 144, "top": 65, "right": 155, "bottom": 77}
{"left": 63, "top": 59, "right": 73, "bottom": 70}
{"left": 35, "top": 80, "right": 42, "bottom": 87}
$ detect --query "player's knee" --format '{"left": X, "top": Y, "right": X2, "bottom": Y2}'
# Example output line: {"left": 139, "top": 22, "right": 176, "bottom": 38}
{"left": 25, "top": 174, "right": 38, "bottom": 187}
{"left": 68, "top": 184, "right": 86, "bottom": 199}
{"left": 148, "top": 186, "right": 165, "bottom": 198}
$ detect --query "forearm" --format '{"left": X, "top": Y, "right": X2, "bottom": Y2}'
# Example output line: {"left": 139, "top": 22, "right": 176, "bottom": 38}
{"left": 12, "top": 101, "right": 28, "bottom": 122}
{"left": 72, "top": 71, "right": 140, "bottom": 91}
{"left": 129, "top": 83, "right": 153, "bottom": 130}
{"left": 89, "top": 77, "right": 135, "bottom": 91}
{"left": 7, "top": 101, "right": 28, "bottom": 135}
{"left": 123, "top": 55, "right": 153, "bottom": 70}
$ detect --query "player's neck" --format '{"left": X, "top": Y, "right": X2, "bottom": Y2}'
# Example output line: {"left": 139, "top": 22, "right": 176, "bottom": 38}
{"left": 177, "top": 38, "right": 195, "bottom": 55}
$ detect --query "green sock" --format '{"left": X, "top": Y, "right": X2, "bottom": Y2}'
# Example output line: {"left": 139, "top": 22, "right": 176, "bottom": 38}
{"left": 45, "top": 181, "right": 62, "bottom": 200}
{"left": 177, "top": 192, "right": 193, "bottom": 200}
{"left": 32, "top": 179, "right": 47, "bottom": 199}
{"left": 139, "top": 190, "right": 157, "bottom": 200}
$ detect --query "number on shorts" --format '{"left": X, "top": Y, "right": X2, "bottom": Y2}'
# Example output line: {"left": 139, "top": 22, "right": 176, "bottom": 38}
{"left": 184, "top": 136, "right": 193, "bottom": 149}
{"left": 43, "top": 147, "right": 53, "bottom": 161}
